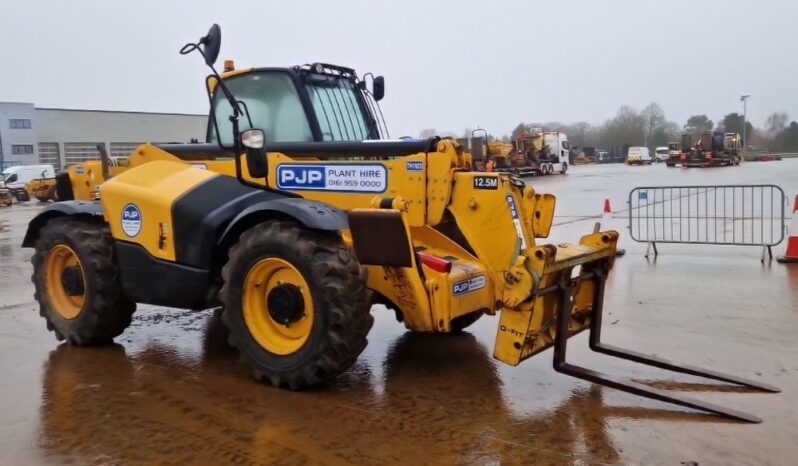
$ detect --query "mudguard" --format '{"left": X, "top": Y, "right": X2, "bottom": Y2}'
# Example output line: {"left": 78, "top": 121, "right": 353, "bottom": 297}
{"left": 22, "top": 201, "right": 104, "bottom": 247}
{"left": 218, "top": 197, "right": 348, "bottom": 248}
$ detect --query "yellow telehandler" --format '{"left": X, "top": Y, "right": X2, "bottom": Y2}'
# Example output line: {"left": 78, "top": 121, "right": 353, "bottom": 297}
{"left": 24, "top": 25, "right": 776, "bottom": 422}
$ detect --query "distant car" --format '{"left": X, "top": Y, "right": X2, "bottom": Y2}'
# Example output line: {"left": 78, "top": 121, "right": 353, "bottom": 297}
{"left": 654, "top": 146, "right": 669, "bottom": 163}
{"left": 626, "top": 147, "right": 652, "bottom": 165}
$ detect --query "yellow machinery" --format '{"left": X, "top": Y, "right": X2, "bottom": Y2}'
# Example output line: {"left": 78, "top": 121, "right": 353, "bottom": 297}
{"left": 0, "top": 187, "right": 12, "bottom": 206}
{"left": 26, "top": 178, "right": 59, "bottom": 202}
{"left": 0, "top": 175, "right": 57, "bottom": 205}
{"left": 24, "top": 25, "right": 776, "bottom": 420}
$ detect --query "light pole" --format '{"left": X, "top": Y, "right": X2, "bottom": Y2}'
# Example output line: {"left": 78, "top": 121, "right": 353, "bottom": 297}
{"left": 740, "top": 94, "right": 750, "bottom": 157}
{"left": 0, "top": 125, "right": 4, "bottom": 170}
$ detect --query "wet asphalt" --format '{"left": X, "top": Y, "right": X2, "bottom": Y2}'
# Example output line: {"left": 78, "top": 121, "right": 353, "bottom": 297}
{"left": 1, "top": 160, "right": 797, "bottom": 465}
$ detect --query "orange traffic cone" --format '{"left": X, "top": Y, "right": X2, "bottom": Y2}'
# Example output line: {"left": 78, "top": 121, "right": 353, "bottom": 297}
{"left": 778, "top": 195, "right": 798, "bottom": 263}
{"left": 602, "top": 198, "right": 612, "bottom": 219}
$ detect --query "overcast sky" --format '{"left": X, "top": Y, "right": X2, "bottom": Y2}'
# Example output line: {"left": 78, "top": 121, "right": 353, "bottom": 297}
{"left": 1, "top": 0, "right": 796, "bottom": 137}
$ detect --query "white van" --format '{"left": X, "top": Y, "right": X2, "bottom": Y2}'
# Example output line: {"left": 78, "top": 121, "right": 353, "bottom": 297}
{"left": 0, "top": 165, "right": 56, "bottom": 189}
{"left": 626, "top": 147, "right": 652, "bottom": 165}
{"left": 654, "top": 146, "right": 669, "bottom": 162}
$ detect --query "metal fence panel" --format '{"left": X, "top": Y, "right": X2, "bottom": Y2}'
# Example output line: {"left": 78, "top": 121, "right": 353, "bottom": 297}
{"left": 628, "top": 185, "right": 787, "bottom": 255}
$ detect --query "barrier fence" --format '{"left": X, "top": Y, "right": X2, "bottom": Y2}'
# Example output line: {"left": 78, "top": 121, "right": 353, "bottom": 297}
{"left": 628, "top": 185, "right": 787, "bottom": 261}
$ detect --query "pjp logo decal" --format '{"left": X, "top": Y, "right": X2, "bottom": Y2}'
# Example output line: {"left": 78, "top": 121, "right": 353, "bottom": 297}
{"left": 277, "top": 164, "right": 387, "bottom": 193}
{"left": 277, "top": 166, "right": 326, "bottom": 189}
{"left": 453, "top": 275, "right": 487, "bottom": 296}
{"left": 121, "top": 203, "right": 142, "bottom": 237}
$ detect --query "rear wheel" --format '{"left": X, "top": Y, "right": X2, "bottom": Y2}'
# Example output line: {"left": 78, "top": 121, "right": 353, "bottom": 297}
{"left": 220, "top": 220, "right": 372, "bottom": 389}
{"left": 31, "top": 217, "right": 136, "bottom": 344}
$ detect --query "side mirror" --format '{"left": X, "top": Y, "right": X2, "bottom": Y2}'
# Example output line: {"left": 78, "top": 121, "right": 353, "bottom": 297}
{"left": 199, "top": 24, "right": 221, "bottom": 66}
{"left": 241, "top": 129, "right": 268, "bottom": 179}
{"left": 373, "top": 76, "right": 385, "bottom": 101}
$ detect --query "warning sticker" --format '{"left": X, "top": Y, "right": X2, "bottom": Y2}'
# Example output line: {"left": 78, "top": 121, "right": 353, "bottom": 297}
{"left": 406, "top": 161, "right": 423, "bottom": 172}
{"left": 506, "top": 194, "right": 528, "bottom": 250}
{"left": 277, "top": 164, "right": 387, "bottom": 193}
{"left": 121, "top": 203, "right": 142, "bottom": 237}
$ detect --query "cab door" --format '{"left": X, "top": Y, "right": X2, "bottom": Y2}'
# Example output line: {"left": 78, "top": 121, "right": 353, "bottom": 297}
{"left": 560, "top": 138, "right": 570, "bottom": 163}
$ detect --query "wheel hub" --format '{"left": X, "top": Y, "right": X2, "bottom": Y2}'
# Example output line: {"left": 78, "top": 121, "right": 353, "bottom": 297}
{"left": 266, "top": 284, "right": 305, "bottom": 325}
{"left": 61, "top": 266, "right": 85, "bottom": 296}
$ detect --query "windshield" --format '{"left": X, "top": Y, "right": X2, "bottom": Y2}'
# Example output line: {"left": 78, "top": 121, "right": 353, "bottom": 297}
{"left": 209, "top": 71, "right": 313, "bottom": 146}
{"left": 209, "top": 70, "right": 376, "bottom": 146}
{"left": 304, "top": 73, "right": 372, "bottom": 141}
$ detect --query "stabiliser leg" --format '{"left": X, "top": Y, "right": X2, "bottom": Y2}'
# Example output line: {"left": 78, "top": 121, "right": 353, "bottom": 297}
{"left": 551, "top": 268, "right": 779, "bottom": 423}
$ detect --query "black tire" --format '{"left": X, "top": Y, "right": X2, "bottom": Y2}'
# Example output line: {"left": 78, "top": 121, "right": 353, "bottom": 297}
{"left": 48, "top": 185, "right": 59, "bottom": 202}
{"left": 31, "top": 217, "right": 136, "bottom": 345}
{"left": 220, "top": 220, "right": 372, "bottom": 389}
{"left": 12, "top": 188, "right": 30, "bottom": 202}
{"left": 560, "top": 162, "right": 568, "bottom": 174}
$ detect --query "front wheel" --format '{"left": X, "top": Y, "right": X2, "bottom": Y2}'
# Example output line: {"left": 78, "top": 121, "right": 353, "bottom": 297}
{"left": 220, "top": 220, "right": 372, "bottom": 389}
{"left": 31, "top": 217, "right": 136, "bottom": 344}
{"left": 560, "top": 162, "right": 568, "bottom": 174}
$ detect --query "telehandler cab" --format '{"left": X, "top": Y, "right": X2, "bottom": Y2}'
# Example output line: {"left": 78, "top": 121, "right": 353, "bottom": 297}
{"left": 24, "top": 25, "right": 777, "bottom": 422}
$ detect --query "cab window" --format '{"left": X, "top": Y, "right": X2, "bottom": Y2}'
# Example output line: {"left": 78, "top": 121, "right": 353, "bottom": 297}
{"left": 305, "top": 74, "right": 371, "bottom": 141}
{"left": 209, "top": 71, "right": 313, "bottom": 146}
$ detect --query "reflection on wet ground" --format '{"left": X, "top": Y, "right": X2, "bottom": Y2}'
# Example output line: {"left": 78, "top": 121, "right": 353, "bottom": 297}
{"left": 36, "top": 309, "right": 766, "bottom": 465}
{"left": 36, "top": 312, "right": 716, "bottom": 465}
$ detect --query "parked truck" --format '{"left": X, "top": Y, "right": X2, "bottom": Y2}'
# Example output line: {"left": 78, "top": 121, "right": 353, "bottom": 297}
{"left": 664, "top": 141, "right": 681, "bottom": 167}
{"left": 513, "top": 130, "right": 570, "bottom": 175}
{"left": 470, "top": 129, "right": 570, "bottom": 176}
{"left": 680, "top": 132, "right": 742, "bottom": 167}
{"left": 608, "top": 144, "right": 630, "bottom": 163}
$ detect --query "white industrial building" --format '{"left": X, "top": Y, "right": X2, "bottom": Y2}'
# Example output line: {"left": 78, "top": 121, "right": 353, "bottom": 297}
{"left": 0, "top": 102, "right": 207, "bottom": 170}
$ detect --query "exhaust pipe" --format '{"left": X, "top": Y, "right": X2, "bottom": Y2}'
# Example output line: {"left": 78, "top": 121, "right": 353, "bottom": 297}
{"left": 96, "top": 144, "right": 111, "bottom": 180}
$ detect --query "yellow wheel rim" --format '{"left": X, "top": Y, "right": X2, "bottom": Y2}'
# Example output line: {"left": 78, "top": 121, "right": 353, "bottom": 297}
{"left": 243, "top": 258, "right": 314, "bottom": 355}
{"left": 44, "top": 245, "right": 86, "bottom": 320}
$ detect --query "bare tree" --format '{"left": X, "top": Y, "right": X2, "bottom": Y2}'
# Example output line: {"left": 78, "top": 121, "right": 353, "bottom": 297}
{"left": 564, "top": 121, "right": 594, "bottom": 147}
{"left": 641, "top": 102, "right": 665, "bottom": 147}
{"left": 418, "top": 128, "right": 437, "bottom": 138}
{"left": 598, "top": 105, "right": 646, "bottom": 147}
{"left": 765, "top": 112, "right": 789, "bottom": 136}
